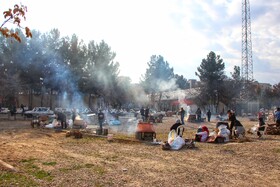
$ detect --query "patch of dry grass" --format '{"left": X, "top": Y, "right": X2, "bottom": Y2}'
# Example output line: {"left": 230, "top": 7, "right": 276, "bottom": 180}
{"left": 0, "top": 118, "right": 280, "bottom": 186}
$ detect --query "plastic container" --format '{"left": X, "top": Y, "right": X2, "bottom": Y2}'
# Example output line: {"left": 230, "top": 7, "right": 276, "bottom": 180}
{"left": 107, "top": 134, "right": 113, "bottom": 141}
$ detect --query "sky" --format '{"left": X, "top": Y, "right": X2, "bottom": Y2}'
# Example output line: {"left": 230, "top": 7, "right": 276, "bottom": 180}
{"left": 2, "top": 0, "right": 280, "bottom": 85}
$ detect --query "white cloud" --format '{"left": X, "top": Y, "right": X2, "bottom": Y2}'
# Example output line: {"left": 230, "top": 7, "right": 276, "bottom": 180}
{"left": 2, "top": 0, "right": 280, "bottom": 84}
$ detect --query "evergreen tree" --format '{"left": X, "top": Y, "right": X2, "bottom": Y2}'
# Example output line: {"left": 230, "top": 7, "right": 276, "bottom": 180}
{"left": 195, "top": 51, "right": 226, "bottom": 112}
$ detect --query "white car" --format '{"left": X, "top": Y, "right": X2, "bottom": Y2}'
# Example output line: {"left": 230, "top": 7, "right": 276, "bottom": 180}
{"left": 0, "top": 108, "right": 10, "bottom": 114}
{"left": 149, "top": 109, "right": 166, "bottom": 117}
{"left": 16, "top": 107, "right": 29, "bottom": 114}
{"left": 54, "top": 107, "right": 72, "bottom": 115}
{"left": 24, "top": 107, "right": 55, "bottom": 118}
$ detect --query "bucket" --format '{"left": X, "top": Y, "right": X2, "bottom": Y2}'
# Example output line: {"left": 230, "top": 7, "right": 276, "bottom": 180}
{"left": 107, "top": 134, "right": 113, "bottom": 141}
{"left": 103, "top": 128, "right": 108, "bottom": 136}
{"left": 96, "top": 128, "right": 102, "bottom": 135}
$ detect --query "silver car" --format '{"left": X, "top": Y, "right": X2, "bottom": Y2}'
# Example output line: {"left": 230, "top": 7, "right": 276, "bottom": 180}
{"left": 24, "top": 107, "right": 55, "bottom": 118}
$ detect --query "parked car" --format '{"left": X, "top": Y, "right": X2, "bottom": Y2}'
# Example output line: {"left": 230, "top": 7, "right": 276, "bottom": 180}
{"left": 54, "top": 107, "right": 72, "bottom": 115}
{"left": 16, "top": 107, "right": 29, "bottom": 114}
{"left": 149, "top": 109, "right": 166, "bottom": 123}
{"left": 24, "top": 107, "right": 55, "bottom": 118}
{"left": 149, "top": 109, "right": 166, "bottom": 117}
{"left": 0, "top": 108, "right": 10, "bottom": 114}
{"left": 81, "top": 108, "right": 95, "bottom": 115}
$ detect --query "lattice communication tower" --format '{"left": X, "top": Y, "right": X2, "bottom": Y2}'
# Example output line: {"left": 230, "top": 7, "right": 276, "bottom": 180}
{"left": 241, "top": 0, "right": 253, "bottom": 83}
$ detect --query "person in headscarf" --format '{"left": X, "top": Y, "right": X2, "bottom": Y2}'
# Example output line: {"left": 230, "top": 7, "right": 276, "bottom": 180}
{"left": 227, "top": 110, "right": 245, "bottom": 139}
{"left": 170, "top": 119, "right": 184, "bottom": 136}
{"left": 257, "top": 108, "right": 266, "bottom": 137}
{"left": 227, "top": 110, "right": 236, "bottom": 138}
{"left": 258, "top": 108, "right": 265, "bottom": 127}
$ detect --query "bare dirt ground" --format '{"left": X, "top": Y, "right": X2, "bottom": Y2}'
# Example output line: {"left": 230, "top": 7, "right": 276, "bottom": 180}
{"left": 0, "top": 116, "right": 280, "bottom": 187}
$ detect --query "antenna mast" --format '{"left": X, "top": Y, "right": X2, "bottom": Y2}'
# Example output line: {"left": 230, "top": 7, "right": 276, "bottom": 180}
{"left": 241, "top": 0, "right": 253, "bottom": 83}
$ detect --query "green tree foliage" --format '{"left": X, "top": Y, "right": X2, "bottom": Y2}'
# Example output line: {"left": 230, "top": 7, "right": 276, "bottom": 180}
{"left": 114, "top": 76, "right": 135, "bottom": 108}
{"left": 174, "top": 74, "right": 189, "bottom": 89}
{"left": 141, "top": 55, "right": 175, "bottom": 110}
{"left": 141, "top": 55, "right": 175, "bottom": 94}
{"left": 272, "top": 83, "right": 280, "bottom": 98}
{"left": 0, "top": 28, "right": 122, "bottom": 108}
{"left": 220, "top": 66, "right": 243, "bottom": 108}
{"left": 271, "top": 83, "right": 280, "bottom": 106}
{"left": 195, "top": 51, "right": 226, "bottom": 111}
{"left": 86, "top": 41, "right": 119, "bottom": 102}
{"left": 258, "top": 87, "right": 274, "bottom": 109}
{"left": 0, "top": 29, "right": 27, "bottom": 106}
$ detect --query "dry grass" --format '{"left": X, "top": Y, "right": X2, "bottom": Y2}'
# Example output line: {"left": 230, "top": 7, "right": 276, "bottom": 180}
{"left": 0, "top": 117, "right": 280, "bottom": 187}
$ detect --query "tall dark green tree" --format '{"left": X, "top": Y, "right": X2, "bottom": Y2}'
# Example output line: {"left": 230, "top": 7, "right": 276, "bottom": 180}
{"left": 174, "top": 74, "right": 189, "bottom": 89}
{"left": 0, "top": 29, "right": 28, "bottom": 107}
{"left": 271, "top": 83, "right": 280, "bottom": 106}
{"left": 19, "top": 29, "right": 47, "bottom": 108}
{"left": 221, "top": 66, "right": 243, "bottom": 109}
{"left": 141, "top": 55, "right": 174, "bottom": 93}
{"left": 83, "top": 40, "right": 120, "bottom": 107}
{"left": 141, "top": 55, "right": 174, "bottom": 109}
{"left": 195, "top": 51, "right": 226, "bottom": 112}
{"left": 114, "top": 76, "right": 134, "bottom": 108}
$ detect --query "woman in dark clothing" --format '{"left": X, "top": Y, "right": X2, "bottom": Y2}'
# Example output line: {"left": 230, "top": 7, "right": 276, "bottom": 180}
{"left": 170, "top": 119, "right": 184, "bottom": 137}
{"left": 144, "top": 108, "right": 149, "bottom": 121}
{"left": 72, "top": 109, "right": 77, "bottom": 122}
{"left": 227, "top": 110, "right": 246, "bottom": 138}
{"left": 98, "top": 110, "right": 105, "bottom": 131}
{"left": 180, "top": 107, "right": 186, "bottom": 125}
{"left": 227, "top": 110, "right": 236, "bottom": 138}
{"left": 196, "top": 108, "right": 202, "bottom": 122}
{"left": 207, "top": 110, "right": 211, "bottom": 122}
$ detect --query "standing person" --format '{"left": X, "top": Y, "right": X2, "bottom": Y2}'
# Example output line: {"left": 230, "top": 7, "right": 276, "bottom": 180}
{"left": 57, "top": 112, "right": 67, "bottom": 129}
{"left": 144, "top": 107, "right": 149, "bottom": 122}
{"left": 274, "top": 107, "right": 280, "bottom": 127}
{"left": 256, "top": 109, "right": 266, "bottom": 137}
{"left": 98, "top": 109, "right": 105, "bottom": 132}
{"left": 20, "top": 104, "right": 25, "bottom": 116}
{"left": 207, "top": 109, "right": 211, "bottom": 122}
{"left": 258, "top": 109, "right": 265, "bottom": 127}
{"left": 10, "top": 105, "right": 16, "bottom": 116}
{"left": 140, "top": 107, "right": 145, "bottom": 121}
{"left": 179, "top": 107, "right": 186, "bottom": 125}
{"left": 196, "top": 108, "right": 202, "bottom": 122}
{"left": 72, "top": 108, "right": 77, "bottom": 124}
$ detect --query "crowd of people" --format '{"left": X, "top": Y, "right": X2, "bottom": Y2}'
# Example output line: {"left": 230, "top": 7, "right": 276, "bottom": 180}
{"left": 167, "top": 106, "right": 280, "bottom": 145}
{"left": 36, "top": 104, "right": 280, "bottom": 143}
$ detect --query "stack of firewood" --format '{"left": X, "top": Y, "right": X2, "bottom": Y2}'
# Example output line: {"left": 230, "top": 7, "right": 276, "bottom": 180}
{"left": 266, "top": 124, "right": 280, "bottom": 135}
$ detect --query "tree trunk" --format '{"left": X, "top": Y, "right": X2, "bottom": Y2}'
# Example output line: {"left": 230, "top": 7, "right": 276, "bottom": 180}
{"left": 88, "top": 93, "right": 91, "bottom": 108}
{"left": 158, "top": 92, "right": 162, "bottom": 111}
{"left": 49, "top": 89, "right": 53, "bottom": 109}
{"left": 40, "top": 92, "right": 43, "bottom": 107}
{"left": 28, "top": 88, "right": 33, "bottom": 109}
